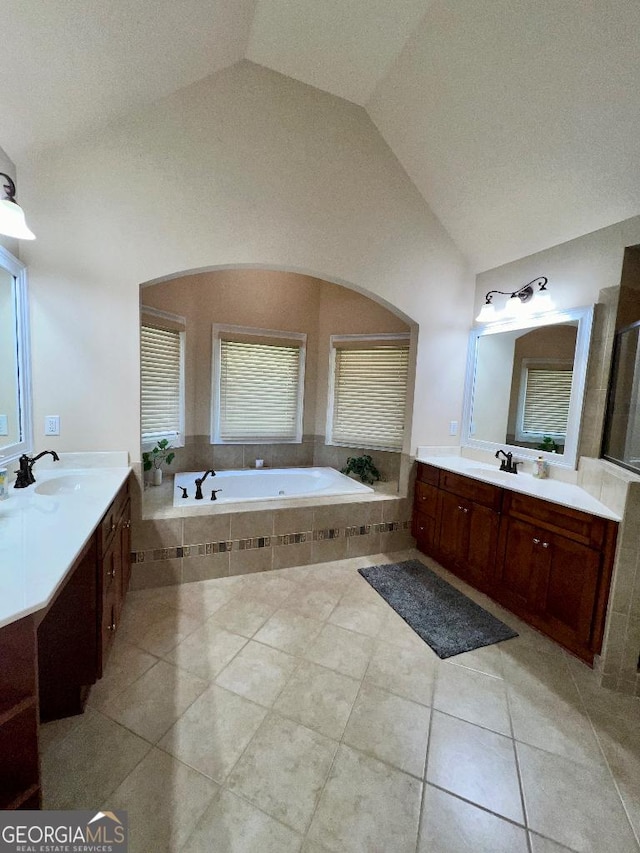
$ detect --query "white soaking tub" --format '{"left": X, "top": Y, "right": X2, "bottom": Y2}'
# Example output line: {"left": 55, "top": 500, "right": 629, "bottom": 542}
{"left": 173, "top": 466, "right": 373, "bottom": 507}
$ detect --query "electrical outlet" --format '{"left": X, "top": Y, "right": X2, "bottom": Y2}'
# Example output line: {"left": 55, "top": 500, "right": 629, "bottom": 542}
{"left": 449, "top": 420, "right": 458, "bottom": 436}
{"left": 45, "top": 415, "right": 60, "bottom": 436}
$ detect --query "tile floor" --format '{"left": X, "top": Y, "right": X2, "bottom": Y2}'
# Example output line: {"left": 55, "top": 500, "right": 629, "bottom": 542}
{"left": 41, "top": 549, "right": 640, "bottom": 853}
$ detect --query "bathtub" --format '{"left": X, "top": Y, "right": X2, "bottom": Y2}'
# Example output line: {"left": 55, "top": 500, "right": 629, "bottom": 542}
{"left": 173, "top": 466, "right": 374, "bottom": 507}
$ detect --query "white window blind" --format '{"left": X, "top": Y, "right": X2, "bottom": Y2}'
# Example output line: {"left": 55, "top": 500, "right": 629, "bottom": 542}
{"left": 140, "top": 325, "right": 183, "bottom": 441}
{"left": 522, "top": 368, "right": 573, "bottom": 435}
{"left": 217, "top": 337, "right": 304, "bottom": 442}
{"left": 330, "top": 343, "right": 409, "bottom": 450}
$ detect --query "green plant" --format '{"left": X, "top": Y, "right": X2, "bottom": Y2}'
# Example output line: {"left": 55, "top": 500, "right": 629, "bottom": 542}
{"left": 143, "top": 438, "right": 175, "bottom": 471}
{"left": 538, "top": 435, "right": 559, "bottom": 453}
{"left": 341, "top": 454, "right": 381, "bottom": 485}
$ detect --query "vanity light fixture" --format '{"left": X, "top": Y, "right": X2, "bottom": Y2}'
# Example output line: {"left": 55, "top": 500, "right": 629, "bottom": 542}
{"left": 0, "top": 173, "right": 35, "bottom": 240}
{"left": 476, "top": 276, "right": 549, "bottom": 323}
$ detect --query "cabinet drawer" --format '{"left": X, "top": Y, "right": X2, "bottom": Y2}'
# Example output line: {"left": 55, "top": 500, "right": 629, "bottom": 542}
{"left": 98, "top": 479, "right": 130, "bottom": 555}
{"left": 504, "top": 491, "right": 606, "bottom": 548}
{"left": 416, "top": 463, "right": 440, "bottom": 486}
{"left": 414, "top": 481, "right": 439, "bottom": 517}
{"left": 439, "top": 470, "right": 502, "bottom": 512}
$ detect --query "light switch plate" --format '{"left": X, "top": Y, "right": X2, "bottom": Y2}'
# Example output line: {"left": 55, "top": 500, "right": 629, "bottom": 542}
{"left": 449, "top": 420, "right": 458, "bottom": 436}
{"left": 45, "top": 415, "right": 60, "bottom": 436}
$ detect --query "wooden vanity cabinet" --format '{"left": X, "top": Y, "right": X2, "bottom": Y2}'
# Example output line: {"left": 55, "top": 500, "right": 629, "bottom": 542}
{"left": 97, "top": 481, "right": 131, "bottom": 677}
{"left": 414, "top": 463, "right": 617, "bottom": 663}
{"left": 412, "top": 465, "right": 439, "bottom": 554}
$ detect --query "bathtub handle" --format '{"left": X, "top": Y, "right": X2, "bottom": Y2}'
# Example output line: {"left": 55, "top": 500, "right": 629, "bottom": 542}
{"left": 211, "top": 489, "right": 223, "bottom": 501}
{"left": 178, "top": 486, "right": 189, "bottom": 499}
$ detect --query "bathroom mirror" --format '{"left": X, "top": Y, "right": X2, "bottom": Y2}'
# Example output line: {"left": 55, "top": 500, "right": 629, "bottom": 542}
{"left": 0, "top": 245, "right": 32, "bottom": 464}
{"left": 461, "top": 306, "right": 594, "bottom": 468}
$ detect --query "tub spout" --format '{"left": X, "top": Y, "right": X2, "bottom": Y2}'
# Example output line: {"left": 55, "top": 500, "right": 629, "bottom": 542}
{"left": 194, "top": 469, "right": 216, "bottom": 500}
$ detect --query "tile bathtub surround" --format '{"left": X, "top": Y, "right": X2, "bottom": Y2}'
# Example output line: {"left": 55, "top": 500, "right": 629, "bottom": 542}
{"left": 41, "top": 550, "right": 640, "bottom": 852}
{"left": 130, "top": 498, "right": 413, "bottom": 589}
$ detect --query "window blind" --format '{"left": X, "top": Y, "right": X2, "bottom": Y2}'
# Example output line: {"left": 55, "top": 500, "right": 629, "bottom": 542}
{"left": 331, "top": 345, "right": 409, "bottom": 450}
{"left": 522, "top": 368, "right": 573, "bottom": 435}
{"left": 218, "top": 338, "right": 303, "bottom": 441}
{"left": 140, "top": 325, "right": 183, "bottom": 440}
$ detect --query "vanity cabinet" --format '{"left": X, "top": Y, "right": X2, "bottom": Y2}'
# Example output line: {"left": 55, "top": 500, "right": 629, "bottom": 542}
{"left": 0, "top": 475, "right": 132, "bottom": 809}
{"left": 414, "top": 463, "right": 617, "bottom": 663}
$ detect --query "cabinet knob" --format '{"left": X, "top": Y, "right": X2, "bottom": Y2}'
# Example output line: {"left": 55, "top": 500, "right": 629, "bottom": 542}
{"left": 124, "top": 520, "right": 131, "bottom": 529}
{"left": 419, "top": 525, "right": 425, "bottom": 532}
{"left": 533, "top": 538, "right": 541, "bottom": 545}
{"left": 107, "top": 567, "right": 116, "bottom": 578}
{"left": 110, "top": 520, "right": 116, "bottom": 532}
{"left": 107, "top": 621, "right": 116, "bottom": 632}
{"left": 542, "top": 542, "right": 550, "bottom": 549}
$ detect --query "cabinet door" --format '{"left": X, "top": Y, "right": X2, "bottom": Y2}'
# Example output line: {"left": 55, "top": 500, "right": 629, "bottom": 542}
{"left": 533, "top": 532, "right": 601, "bottom": 652}
{"left": 438, "top": 490, "right": 470, "bottom": 569}
{"left": 118, "top": 499, "right": 132, "bottom": 611}
{"left": 413, "top": 510, "right": 437, "bottom": 556}
{"left": 494, "top": 517, "right": 541, "bottom": 615}
{"left": 466, "top": 502, "right": 499, "bottom": 592}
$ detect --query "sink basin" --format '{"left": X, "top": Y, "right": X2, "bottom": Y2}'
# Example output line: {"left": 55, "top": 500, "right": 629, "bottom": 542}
{"left": 461, "top": 466, "right": 519, "bottom": 484}
{"left": 34, "top": 473, "right": 105, "bottom": 496}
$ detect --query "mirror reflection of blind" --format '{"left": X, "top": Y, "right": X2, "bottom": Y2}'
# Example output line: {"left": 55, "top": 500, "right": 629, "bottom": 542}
{"left": 219, "top": 339, "right": 302, "bottom": 441}
{"left": 140, "top": 325, "right": 182, "bottom": 439}
{"left": 332, "top": 345, "right": 409, "bottom": 450}
{"left": 522, "top": 368, "right": 573, "bottom": 434}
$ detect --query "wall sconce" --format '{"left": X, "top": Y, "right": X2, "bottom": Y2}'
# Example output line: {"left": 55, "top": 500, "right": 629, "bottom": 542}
{"left": 476, "top": 276, "right": 549, "bottom": 323}
{"left": 0, "top": 173, "right": 35, "bottom": 240}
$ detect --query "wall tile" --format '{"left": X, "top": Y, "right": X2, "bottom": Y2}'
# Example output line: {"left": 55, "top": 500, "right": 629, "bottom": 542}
{"left": 273, "top": 541, "right": 313, "bottom": 570}
{"left": 273, "top": 508, "right": 314, "bottom": 535}
{"left": 242, "top": 445, "right": 274, "bottom": 468}
{"left": 184, "top": 514, "right": 232, "bottom": 546}
{"left": 132, "top": 518, "right": 183, "bottom": 552}
{"left": 182, "top": 553, "right": 230, "bottom": 583}
{"left": 211, "top": 445, "right": 243, "bottom": 470}
{"left": 230, "top": 548, "right": 273, "bottom": 575}
{"left": 130, "top": 559, "right": 182, "bottom": 590}
{"left": 347, "top": 532, "right": 381, "bottom": 558}
{"left": 231, "top": 511, "right": 274, "bottom": 540}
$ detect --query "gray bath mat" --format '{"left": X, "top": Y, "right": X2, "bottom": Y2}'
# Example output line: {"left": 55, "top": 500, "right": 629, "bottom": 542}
{"left": 358, "top": 560, "right": 518, "bottom": 658}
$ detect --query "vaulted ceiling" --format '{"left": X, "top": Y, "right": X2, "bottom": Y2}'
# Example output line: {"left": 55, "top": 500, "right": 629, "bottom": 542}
{"left": 3, "top": 0, "right": 640, "bottom": 271}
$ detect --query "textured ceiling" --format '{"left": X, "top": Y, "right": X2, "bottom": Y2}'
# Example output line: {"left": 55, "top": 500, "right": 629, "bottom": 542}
{"left": 4, "top": 0, "right": 640, "bottom": 271}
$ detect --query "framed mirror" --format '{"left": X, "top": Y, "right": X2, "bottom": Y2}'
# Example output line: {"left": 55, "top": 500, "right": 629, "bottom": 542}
{"left": 461, "top": 306, "right": 594, "bottom": 468}
{"left": 0, "top": 245, "right": 32, "bottom": 464}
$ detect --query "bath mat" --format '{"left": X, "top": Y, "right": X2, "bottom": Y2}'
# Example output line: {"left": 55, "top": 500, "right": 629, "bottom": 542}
{"left": 358, "top": 560, "right": 518, "bottom": 658}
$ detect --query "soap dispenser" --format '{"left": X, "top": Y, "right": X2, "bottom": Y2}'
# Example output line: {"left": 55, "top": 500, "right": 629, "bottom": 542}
{"left": 533, "top": 456, "right": 548, "bottom": 479}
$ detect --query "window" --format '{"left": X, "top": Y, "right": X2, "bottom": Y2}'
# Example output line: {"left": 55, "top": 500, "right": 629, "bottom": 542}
{"left": 327, "top": 335, "right": 410, "bottom": 451}
{"left": 516, "top": 360, "right": 573, "bottom": 441}
{"left": 211, "top": 325, "right": 306, "bottom": 443}
{"left": 140, "top": 316, "right": 185, "bottom": 445}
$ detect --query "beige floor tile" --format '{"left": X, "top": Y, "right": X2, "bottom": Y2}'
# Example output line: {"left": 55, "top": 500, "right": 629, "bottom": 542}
{"left": 529, "top": 834, "right": 581, "bottom": 852}
{"left": 181, "top": 788, "right": 302, "bottom": 853}
{"left": 107, "top": 747, "right": 218, "bottom": 853}
{"left": 100, "top": 659, "right": 207, "bottom": 742}
{"left": 426, "top": 711, "right": 523, "bottom": 823}
{"left": 41, "top": 709, "right": 151, "bottom": 809}
{"left": 163, "top": 618, "right": 248, "bottom": 681}
{"left": 376, "top": 609, "right": 425, "bottom": 650}
{"left": 159, "top": 578, "right": 238, "bottom": 618}
{"left": 129, "top": 607, "right": 206, "bottom": 657}
{"left": 227, "top": 713, "right": 337, "bottom": 834}
{"left": 307, "top": 744, "right": 422, "bottom": 853}
{"left": 159, "top": 684, "right": 267, "bottom": 782}
{"left": 117, "top": 598, "right": 179, "bottom": 644}
{"left": 419, "top": 785, "right": 529, "bottom": 853}
{"left": 274, "top": 660, "right": 360, "bottom": 739}
{"left": 254, "top": 608, "right": 324, "bottom": 656}
{"left": 39, "top": 713, "right": 84, "bottom": 758}
{"left": 365, "top": 640, "right": 437, "bottom": 706}
{"left": 234, "top": 572, "right": 300, "bottom": 604}
{"left": 211, "top": 594, "right": 278, "bottom": 637}
{"left": 215, "top": 640, "right": 298, "bottom": 706}
{"left": 303, "top": 622, "right": 374, "bottom": 679}
{"left": 343, "top": 682, "right": 431, "bottom": 777}
{"left": 87, "top": 639, "right": 158, "bottom": 709}
{"left": 280, "top": 585, "right": 341, "bottom": 620}
{"left": 446, "top": 642, "right": 506, "bottom": 679}
{"left": 327, "top": 598, "right": 389, "bottom": 638}
{"left": 508, "top": 678, "right": 606, "bottom": 767}
{"left": 517, "top": 741, "right": 639, "bottom": 852}
{"left": 433, "top": 661, "right": 511, "bottom": 736}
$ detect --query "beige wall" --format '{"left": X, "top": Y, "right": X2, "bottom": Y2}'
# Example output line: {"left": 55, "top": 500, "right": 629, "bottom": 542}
{"left": 141, "top": 268, "right": 410, "bottom": 443}
{"left": 16, "top": 61, "right": 472, "bottom": 463}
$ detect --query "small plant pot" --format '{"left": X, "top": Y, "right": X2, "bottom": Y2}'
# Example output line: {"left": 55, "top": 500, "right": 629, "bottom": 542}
{"left": 152, "top": 468, "right": 163, "bottom": 486}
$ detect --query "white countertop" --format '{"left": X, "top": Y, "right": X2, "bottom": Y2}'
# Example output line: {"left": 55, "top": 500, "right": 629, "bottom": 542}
{"left": 0, "top": 458, "right": 130, "bottom": 629}
{"left": 416, "top": 455, "right": 621, "bottom": 522}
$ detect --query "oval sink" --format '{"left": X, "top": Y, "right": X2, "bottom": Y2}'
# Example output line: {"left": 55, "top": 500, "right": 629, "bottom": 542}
{"left": 34, "top": 473, "right": 104, "bottom": 495}
{"left": 461, "top": 467, "right": 519, "bottom": 485}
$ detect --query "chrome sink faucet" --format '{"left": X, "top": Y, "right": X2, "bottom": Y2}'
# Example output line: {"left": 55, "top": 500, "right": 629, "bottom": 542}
{"left": 14, "top": 450, "right": 60, "bottom": 488}
{"left": 495, "top": 449, "right": 521, "bottom": 474}
{"left": 194, "top": 469, "right": 216, "bottom": 500}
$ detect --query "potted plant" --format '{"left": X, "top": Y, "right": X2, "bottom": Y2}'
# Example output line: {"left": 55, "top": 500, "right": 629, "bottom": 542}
{"left": 341, "top": 455, "right": 381, "bottom": 485}
{"left": 143, "top": 439, "right": 175, "bottom": 486}
{"left": 538, "top": 436, "right": 559, "bottom": 453}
